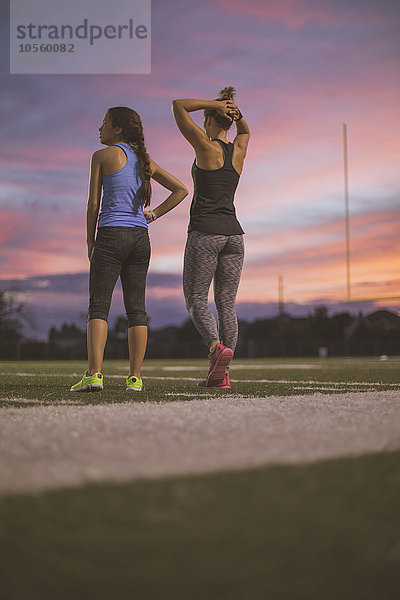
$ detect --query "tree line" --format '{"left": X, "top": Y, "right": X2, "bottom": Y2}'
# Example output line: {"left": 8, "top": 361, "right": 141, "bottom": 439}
{"left": 1, "top": 291, "right": 400, "bottom": 359}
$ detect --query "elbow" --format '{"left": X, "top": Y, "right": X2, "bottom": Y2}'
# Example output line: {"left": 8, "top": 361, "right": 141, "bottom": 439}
{"left": 171, "top": 99, "right": 184, "bottom": 114}
{"left": 174, "top": 184, "right": 188, "bottom": 204}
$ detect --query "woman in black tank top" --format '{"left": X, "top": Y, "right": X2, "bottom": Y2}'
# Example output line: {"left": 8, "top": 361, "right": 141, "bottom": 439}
{"left": 172, "top": 87, "right": 250, "bottom": 389}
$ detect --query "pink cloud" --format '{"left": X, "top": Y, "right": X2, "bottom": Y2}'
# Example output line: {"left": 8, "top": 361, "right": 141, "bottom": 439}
{"left": 216, "top": 0, "right": 386, "bottom": 29}
{"left": 0, "top": 207, "right": 86, "bottom": 277}
{"left": 0, "top": 144, "right": 89, "bottom": 171}
{"left": 239, "top": 208, "right": 400, "bottom": 302}
{"left": 0, "top": 210, "right": 31, "bottom": 248}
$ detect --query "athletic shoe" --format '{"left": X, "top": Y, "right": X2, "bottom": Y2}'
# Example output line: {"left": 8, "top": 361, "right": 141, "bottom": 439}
{"left": 70, "top": 370, "right": 103, "bottom": 392}
{"left": 197, "top": 370, "right": 231, "bottom": 389}
{"left": 206, "top": 343, "right": 233, "bottom": 387}
{"left": 224, "top": 369, "right": 230, "bottom": 388}
{"left": 126, "top": 375, "right": 143, "bottom": 391}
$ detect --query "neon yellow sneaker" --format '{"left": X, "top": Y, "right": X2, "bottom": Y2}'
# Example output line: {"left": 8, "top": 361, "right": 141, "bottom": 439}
{"left": 70, "top": 370, "right": 103, "bottom": 392}
{"left": 126, "top": 375, "right": 143, "bottom": 391}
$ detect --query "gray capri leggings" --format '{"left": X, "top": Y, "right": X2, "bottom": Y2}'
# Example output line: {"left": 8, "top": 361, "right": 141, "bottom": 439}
{"left": 183, "top": 230, "right": 244, "bottom": 351}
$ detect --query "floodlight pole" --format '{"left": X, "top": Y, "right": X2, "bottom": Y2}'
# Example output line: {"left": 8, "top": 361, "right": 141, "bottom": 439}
{"left": 343, "top": 123, "right": 351, "bottom": 302}
{"left": 341, "top": 124, "right": 400, "bottom": 303}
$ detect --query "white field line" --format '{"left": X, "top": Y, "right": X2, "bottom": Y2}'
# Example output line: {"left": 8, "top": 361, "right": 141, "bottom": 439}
{"left": 0, "top": 397, "right": 92, "bottom": 406}
{"left": 0, "top": 372, "right": 48, "bottom": 376}
{"left": 230, "top": 364, "right": 321, "bottom": 370}
{"left": 144, "top": 376, "right": 400, "bottom": 388}
{"left": 2, "top": 372, "right": 400, "bottom": 388}
{"left": 0, "top": 397, "right": 43, "bottom": 404}
{"left": 128, "top": 364, "right": 322, "bottom": 371}
{"left": 165, "top": 392, "right": 212, "bottom": 397}
{"left": 229, "top": 378, "right": 399, "bottom": 387}
{"left": 292, "top": 386, "right": 376, "bottom": 392}
{"left": 0, "top": 372, "right": 81, "bottom": 377}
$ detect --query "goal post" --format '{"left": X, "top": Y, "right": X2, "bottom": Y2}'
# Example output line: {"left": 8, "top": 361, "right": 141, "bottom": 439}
{"left": 342, "top": 123, "right": 400, "bottom": 303}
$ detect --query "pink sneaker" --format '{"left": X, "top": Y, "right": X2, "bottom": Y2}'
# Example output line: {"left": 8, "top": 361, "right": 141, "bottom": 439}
{"left": 206, "top": 343, "right": 233, "bottom": 386}
{"left": 197, "top": 370, "right": 231, "bottom": 389}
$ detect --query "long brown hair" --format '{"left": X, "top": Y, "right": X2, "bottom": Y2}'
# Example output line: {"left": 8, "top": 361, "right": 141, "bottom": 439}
{"left": 204, "top": 86, "right": 236, "bottom": 131}
{"left": 107, "top": 106, "right": 152, "bottom": 207}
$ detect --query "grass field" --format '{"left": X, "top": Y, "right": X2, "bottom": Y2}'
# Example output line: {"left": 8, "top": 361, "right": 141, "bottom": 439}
{"left": 1, "top": 356, "right": 400, "bottom": 407}
{"left": 0, "top": 358, "right": 399, "bottom": 599}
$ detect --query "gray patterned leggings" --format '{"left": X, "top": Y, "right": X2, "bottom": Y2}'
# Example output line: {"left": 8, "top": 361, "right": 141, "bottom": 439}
{"left": 183, "top": 231, "right": 244, "bottom": 351}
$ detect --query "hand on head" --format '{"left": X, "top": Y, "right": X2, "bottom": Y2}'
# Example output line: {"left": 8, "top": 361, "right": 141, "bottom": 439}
{"left": 216, "top": 99, "right": 240, "bottom": 121}
{"left": 228, "top": 101, "right": 241, "bottom": 120}
{"left": 215, "top": 99, "right": 236, "bottom": 121}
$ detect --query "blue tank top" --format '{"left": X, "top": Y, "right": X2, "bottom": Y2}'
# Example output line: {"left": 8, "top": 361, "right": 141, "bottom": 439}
{"left": 97, "top": 143, "right": 148, "bottom": 229}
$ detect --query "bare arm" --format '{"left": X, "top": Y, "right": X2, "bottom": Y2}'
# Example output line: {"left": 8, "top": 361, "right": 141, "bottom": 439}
{"left": 231, "top": 102, "right": 250, "bottom": 157}
{"left": 143, "top": 159, "right": 188, "bottom": 222}
{"left": 86, "top": 151, "right": 102, "bottom": 260}
{"left": 171, "top": 98, "right": 234, "bottom": 151}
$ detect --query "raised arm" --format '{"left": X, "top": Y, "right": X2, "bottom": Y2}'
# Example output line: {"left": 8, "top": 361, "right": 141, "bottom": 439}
{"left": 171, "top": 98, "right": 234, "bottom": 150}
{"left": 86, "top": 150, "right": 103, "bottom": 260}
{"left": 143, "top": 159, "right": 188, "bottom": 223}
{"left": 231, "top": 103, "right": 250, "bottom": 158}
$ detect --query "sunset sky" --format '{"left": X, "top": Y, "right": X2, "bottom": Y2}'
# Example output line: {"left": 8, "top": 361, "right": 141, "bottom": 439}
{"left": 1, "top": 0, "right": 399, "bottom": 337}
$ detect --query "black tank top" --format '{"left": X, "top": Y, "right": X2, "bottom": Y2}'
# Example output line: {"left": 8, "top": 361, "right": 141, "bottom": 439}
{"left": 188, "top": 139, "right": 244, "bottom": 235}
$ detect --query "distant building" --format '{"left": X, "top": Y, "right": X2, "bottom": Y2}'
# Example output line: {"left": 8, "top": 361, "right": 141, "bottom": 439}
{"left": 364, "top": 309, "right": 400, "bottom": 329}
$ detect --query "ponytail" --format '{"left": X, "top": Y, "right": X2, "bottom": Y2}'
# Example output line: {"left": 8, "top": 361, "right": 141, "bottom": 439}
{"left": 107, "top": 106, "right": 152, "bottom": 207}
{"left": 218, "top": 86, "right": 236, "bottom": 101}
{"left": 204, "top": 86, "right": 236, "bottom": 131}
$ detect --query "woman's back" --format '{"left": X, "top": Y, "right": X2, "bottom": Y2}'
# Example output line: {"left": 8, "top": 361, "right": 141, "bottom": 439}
{"left": 194, "top": 138, "right": 245, "bottom": 174}
{"left": 189, "top": 138, "right": 244, "bottom": 235}
{"left": 98, "top": 143, "right": 147, "bottom": 228}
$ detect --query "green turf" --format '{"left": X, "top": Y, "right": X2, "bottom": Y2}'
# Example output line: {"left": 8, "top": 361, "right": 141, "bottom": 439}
{"left": 0, "top": 452, "right": 399, "bottom": 600}
{"left": 0, "top": 357, "right": 399, "bottom": 407}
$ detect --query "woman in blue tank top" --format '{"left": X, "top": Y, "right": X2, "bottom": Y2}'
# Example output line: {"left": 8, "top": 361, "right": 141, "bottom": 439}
{"left": 172, "top": 87, "right": 250, "bottom": 389}
{"left": 70, "top": 106, "right": 188, "bottom": 392}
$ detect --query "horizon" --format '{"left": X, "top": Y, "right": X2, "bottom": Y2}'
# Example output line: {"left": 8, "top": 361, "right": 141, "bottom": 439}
{"left": 1, "top": 270, "right": 399, "bottom": 341}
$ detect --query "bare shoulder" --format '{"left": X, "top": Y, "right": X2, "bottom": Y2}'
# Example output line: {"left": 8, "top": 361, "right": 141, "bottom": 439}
{"left": 93, "top": 145, "right": 124, "bottom": 159}
{"left": 91, "top": 146, "right": 111, "bottom": 164}
{"left": 93, "top": 145, "right": 127, "bottom": 175}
